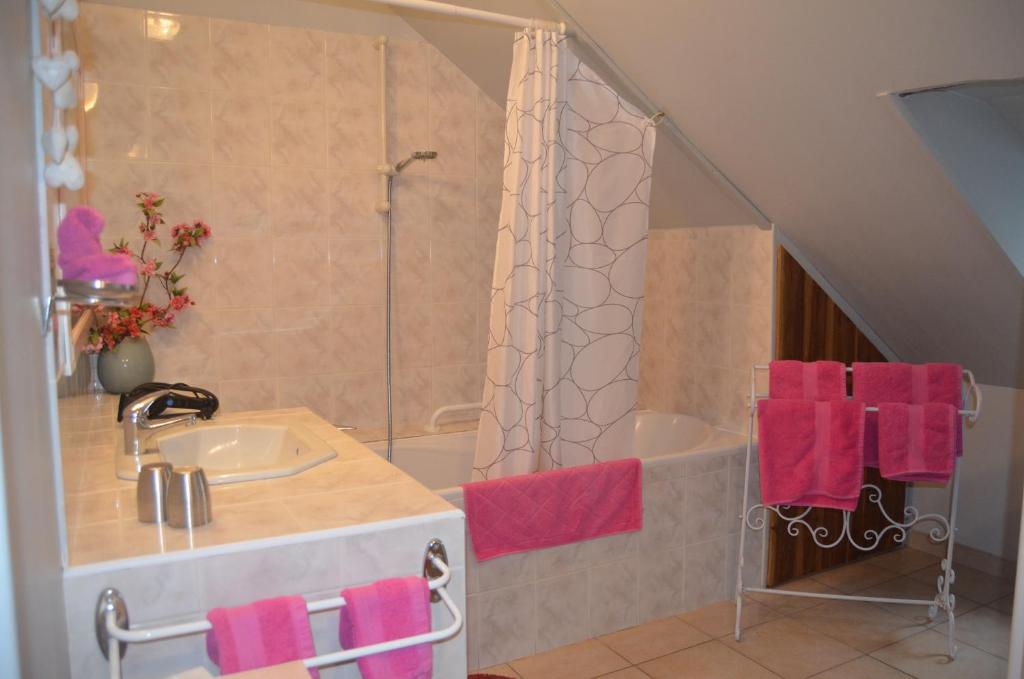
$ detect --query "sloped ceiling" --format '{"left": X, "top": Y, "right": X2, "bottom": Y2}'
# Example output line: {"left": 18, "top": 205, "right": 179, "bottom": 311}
{"left": 388, "top": 0, "right": 1024, "bottom": 387}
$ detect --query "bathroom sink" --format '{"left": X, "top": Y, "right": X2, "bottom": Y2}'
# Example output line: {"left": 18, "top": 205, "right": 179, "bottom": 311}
{"left": 116, "top": 422, "right": 337, "bottom": 485}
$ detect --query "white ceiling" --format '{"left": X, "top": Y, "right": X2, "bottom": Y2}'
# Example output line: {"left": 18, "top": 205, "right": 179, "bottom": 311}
{"left": 382, "top": 0, "right": 1024, "bottom": 387}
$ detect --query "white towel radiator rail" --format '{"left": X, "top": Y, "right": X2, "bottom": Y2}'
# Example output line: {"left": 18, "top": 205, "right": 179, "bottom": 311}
{"left": 95, "top": 539, "right": 461, "bottom": 679}
{"left": 734, "top": 364, "right": 981, "bottom": 660}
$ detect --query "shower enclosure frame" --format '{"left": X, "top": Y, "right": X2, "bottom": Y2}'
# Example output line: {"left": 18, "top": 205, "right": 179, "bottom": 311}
{"left": 734, "top": 363, "right": 982, "bottom": 660}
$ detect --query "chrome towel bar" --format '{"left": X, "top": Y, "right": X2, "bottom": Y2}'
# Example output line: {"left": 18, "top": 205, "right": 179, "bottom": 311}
{"left": 96, "top": 538, "right": 460, "bottom": 678}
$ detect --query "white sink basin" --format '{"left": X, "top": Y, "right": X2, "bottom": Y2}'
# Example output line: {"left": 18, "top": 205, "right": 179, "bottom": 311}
{"left": 116, "top": 422, "right": 337, "bottom": 485}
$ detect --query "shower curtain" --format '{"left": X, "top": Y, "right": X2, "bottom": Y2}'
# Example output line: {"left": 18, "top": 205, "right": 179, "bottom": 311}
{"left": 472, "top": 30, "right": 656, "bottom": 480}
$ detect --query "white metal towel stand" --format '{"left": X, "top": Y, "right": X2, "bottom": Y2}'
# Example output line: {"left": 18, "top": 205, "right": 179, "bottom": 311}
{"left": 733, "top": 365, "right": 982, "bottom": 659}
{"left": 95, "top": 539, "right": 462, "bottom": 679}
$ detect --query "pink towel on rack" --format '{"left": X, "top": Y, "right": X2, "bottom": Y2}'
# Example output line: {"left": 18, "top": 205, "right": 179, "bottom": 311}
{"left": 206, "top": 596, "right": 318, "bottom": 678}
{"left": 877, "top": 402, "right": 957, "bottom": 484}
{"left": 56, "top": 206, "right": 137, "bottom": 286}
{"left": 462, "top": 458, "right": 643, "bottom": 561}
{"left": 339, "top": 576, "right": 432, "bottom": 679}
{"left": 769, "top": 360, "right": 847, "bottom": 400}
{"left": 852, "top": 362, "right": 963, "bottom": 466}
{"left": 756, "top": 399, "right": 866, "bottom": 511}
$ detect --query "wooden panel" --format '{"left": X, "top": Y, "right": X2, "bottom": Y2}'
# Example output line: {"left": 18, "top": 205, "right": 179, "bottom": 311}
{"left": 766, "top": 247, "right": 905, "bottom": 586}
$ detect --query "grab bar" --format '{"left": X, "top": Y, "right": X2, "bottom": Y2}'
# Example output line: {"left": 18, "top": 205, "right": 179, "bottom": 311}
{"left": 425, "top": 402, "right": 482, "bottom": 433}
{"left": 96, "top": 539, "right": 461, "bottom": 678}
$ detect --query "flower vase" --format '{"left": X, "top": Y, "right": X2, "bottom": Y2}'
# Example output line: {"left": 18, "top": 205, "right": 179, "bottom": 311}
{"left": 97, "top": 337, "right": 155, "bottom": 394}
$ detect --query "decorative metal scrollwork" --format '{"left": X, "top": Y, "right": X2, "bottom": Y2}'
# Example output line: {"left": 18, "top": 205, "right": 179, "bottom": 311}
{"left": 745, "top": 484, "right": 952, "bottom": 552}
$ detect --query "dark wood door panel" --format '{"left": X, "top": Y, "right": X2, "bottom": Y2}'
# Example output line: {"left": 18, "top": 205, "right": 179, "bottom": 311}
{"left": 767, "top": 247, "right": 905, "bottom": 586}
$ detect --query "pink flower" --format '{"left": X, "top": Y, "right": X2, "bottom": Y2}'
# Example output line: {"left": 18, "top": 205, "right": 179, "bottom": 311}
{"left": 169, "top": 294, "right": 192, "bottom": 311}
{"left": 138, "top": 259, "right": 157, "bottom": 276}
{"left": 142, "top": 228, "right": 157, "bottom": 241}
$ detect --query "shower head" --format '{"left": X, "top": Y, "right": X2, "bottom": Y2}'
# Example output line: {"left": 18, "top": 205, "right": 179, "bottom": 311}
{"left": 394, "top": 150, "right": 438, "bottom": 173}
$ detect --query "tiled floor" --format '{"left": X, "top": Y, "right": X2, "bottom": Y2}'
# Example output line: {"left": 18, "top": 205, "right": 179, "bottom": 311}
{"left": 473, "top": 548, "right": 1016, "bottom": 679}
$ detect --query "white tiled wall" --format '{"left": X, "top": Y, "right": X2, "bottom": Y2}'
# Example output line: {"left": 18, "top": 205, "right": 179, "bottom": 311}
{"left": 639, "top": 225, "right": 774, "bottom": 432}
{"left": 449, "top": 447, "right": 765, "bottom": 670}
{"left": 77, "top": 2, "right": 502, "bottom": 432}
{"left": 62, "top": 514, "right": 466, "bottom": 678}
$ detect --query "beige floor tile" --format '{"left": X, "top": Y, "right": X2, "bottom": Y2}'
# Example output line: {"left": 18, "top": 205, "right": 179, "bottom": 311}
{"left": 679, "top": 599, "right": 779, "bottom": 638}
{"left": 509, "top": 639, "right": 630, "bottom": 679}
{"left": 951, "top": 606, "right": 1011, "bottom": 659}
{"left": 811, "top": 561, "right": 899, "bottom": 594}
{"left": 747, "top": 578, "right": 843, "bottom": 615}
{"left": 908, "top": 563, "right": 1014, "bottom": 604}
{"left": 722, "top": 618, "right": 860, "bottom": 678}
{"left": 599, "top": 616, "right": 710, "bottom": 664}
{"left": 866, "top": 548, "right": 940, "bottom": 575}
{"left": 596, "top": 669, "right": 650, "bottom": 679}
{"left": 474, "top": 664, "right": 520, "bottom": 677}
{"left": 808, "top": 656, "right": 913, "bottom": 678}
{"left": 791, "top": 600, "right": 927, "bottom": 653}
{"left": 855, "top": 575, "right": 980, "bottom": 624}
{"left": 640, "top": 640, "right": 782, "bottom": 679}
{"left": 870, "top": 629, "right": 1007, "bottom": 679}
{"left": 988, "top": 595, "right": 1014, "bottom": 615}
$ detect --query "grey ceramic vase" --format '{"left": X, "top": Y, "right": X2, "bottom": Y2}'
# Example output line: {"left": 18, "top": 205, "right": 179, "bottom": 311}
{"left": 97, "top": 337, "right": 155, "bottom": 394}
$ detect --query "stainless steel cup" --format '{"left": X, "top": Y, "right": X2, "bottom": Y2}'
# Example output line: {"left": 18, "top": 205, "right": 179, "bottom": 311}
{"left": 166, "top": 466, "right": 212, "bottom": 529}
{"left": 136, "top": 462, "right": 172, "bottom": 524}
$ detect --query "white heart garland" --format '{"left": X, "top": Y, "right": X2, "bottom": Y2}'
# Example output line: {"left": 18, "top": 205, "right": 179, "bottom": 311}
{"left": 38, "top": 0, "right": 79, "bottom": 21}
{"left": 44, "top": 125, "right": 83, "bottom": 190}
{"left": 32, "top": 51, "right": 79, "bottom": 110}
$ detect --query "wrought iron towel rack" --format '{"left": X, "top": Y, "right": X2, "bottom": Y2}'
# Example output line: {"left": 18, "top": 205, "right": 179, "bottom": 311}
{"left": 734, "top": 364, "right": 982, "bottom": 660}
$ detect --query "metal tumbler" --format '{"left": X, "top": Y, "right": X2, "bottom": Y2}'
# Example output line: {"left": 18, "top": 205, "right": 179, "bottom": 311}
{"left": 166, "top": 466, "right": 212, "bottom": 529}
{"left": 136, "top": 462, "right": 172, "bottom": 524}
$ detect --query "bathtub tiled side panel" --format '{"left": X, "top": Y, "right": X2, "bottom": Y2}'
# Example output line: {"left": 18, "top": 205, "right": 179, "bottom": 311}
{"left": 463, "top": 445, "right": 766, "bottom": 670}
{"left": 63, "top": 514, "right": 466, "bottom": 678}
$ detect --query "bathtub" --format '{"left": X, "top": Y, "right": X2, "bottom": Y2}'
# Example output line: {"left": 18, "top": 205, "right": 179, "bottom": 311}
{"left": 367, "top": 410, "right": 763, "bottom": 669}
{"left": 369, "top": 410, "right": 745, "bottom": 491}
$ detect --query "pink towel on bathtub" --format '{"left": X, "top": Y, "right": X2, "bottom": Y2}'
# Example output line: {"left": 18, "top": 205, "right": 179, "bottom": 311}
{"left": 757, "top": 399, "right": 866, "bottom": 511}
{"left": 877, "top": 402, "right": 957, "bottom": 485}
{"left": 206, "top": 596, "right": 318, "bottom": 677}
{"left": 852, "top": 362, "right": 963, "bottom": 467}
{"left": 462, "top": 458, "right": 643, "bottom": 561}
{"left": 769, "top": 360, "right": 847, "bottom": 400}
{"left": 339, "top": 576, "right": 432, "bottom": 679}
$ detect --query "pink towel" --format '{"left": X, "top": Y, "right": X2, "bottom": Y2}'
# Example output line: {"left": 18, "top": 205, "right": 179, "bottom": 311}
{"left": 339, "top": 576, "right": 432, "bottom": 679}
{"left": 769, "top": 360, "right": 847, "bottom": 400}
{"left": 757, "top": 399, "right": 866, "bottom": 511}
{"left": 206, "top": 596, "right": 318, "bottom": 677}
{"left": 56, "top": 206, "right": 137, "bottom": 286}
{"left": 852, "top": 362, "right": 963, "bottom": 466}
{"left": 877, "top": 403, "right": 957, "bottom": 484}
{"left": 462, "top": 458, "right": 643, "bottom": 562}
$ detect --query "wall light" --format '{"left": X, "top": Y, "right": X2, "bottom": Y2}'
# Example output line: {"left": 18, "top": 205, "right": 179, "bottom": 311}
{"left": 146, "top": 13, "right": 181, "bottom": 41}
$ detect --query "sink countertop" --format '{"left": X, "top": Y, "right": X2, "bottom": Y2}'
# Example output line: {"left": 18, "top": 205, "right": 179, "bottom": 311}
{"left": 58, "top": 395, "right": 458, "bottom": 568}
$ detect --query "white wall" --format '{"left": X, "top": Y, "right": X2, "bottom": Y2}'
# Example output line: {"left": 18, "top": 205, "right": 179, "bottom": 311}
{"left": 0, "top": 1, "right": 72, "bottom": 676}
{"left": 899, "top": 90, "right": 1024, "bottom": 277}
{"left": 912, "top": 384, "right": 1024, "bottom": 561}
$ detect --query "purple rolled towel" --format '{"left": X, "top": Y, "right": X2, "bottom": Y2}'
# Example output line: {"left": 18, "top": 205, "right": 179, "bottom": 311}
{"left": 57, "top": 206, "right": 137, "bottom": 286}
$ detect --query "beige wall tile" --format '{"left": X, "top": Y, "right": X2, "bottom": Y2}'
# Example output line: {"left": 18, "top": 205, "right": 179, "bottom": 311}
{"left": 212, "top": 92, "right": 271, "bottom": 165}
{"left": 210, "top": 19, "right": 269, "bottom": 92}
{"left": 149, "top": 88, "right": 212, "bottom": 163}
{"left": 78, "top": 4, "right": 148, "bottom": 84}
{"left": 147, "top": 12, "right": 211, "bottom": 90}
{"left": 84, "top": 82, "right": 148, "bottom": 160}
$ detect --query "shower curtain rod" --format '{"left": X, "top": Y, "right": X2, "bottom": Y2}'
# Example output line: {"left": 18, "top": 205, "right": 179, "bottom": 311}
{"left": 364, "top": 0, "right": 567, "bottom": 34}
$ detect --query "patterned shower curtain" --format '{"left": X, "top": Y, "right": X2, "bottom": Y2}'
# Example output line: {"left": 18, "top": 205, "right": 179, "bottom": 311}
{"left": 472, "top": 30, "right": 656, "bottom": 480}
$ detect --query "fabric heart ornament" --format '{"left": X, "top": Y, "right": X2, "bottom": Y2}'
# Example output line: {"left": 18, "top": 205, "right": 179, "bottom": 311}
{"left": 53, "top": 52, "right": 80, "bottom": 110}
{"left": 41, "top": 125, "right": 68, "bottom": 162}
{"left": 44, "top": 152, "right": 84, "bottom": 191}
{"left": 39, "top": 0, "right": 79, "bottom": 21}
{"left": 31, "top": 53, "right": 71, "bottom": 91}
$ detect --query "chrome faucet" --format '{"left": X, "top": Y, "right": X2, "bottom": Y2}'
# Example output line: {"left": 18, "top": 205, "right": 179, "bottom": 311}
{"left": 122, "top": 389, "right": 199, "bottom": 456}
